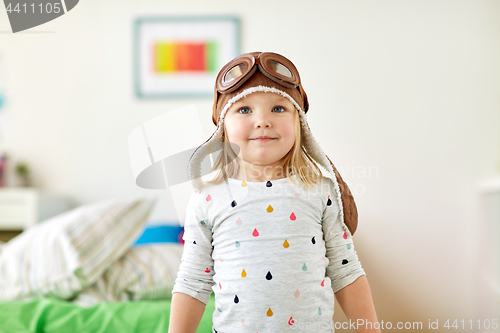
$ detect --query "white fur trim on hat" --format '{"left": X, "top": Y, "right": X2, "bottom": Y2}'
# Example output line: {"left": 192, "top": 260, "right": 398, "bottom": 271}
{"left": 187, "top": 86, "right": 349, "bottom": 234}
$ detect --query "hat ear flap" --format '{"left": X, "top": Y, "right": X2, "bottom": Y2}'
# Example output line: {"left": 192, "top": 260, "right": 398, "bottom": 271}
{"left": 326, "top": 156, "right": 358, "bottom": 235}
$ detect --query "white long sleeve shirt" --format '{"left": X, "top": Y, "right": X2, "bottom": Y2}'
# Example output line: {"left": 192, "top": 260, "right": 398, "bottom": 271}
{"left": 172, "top": 175, "right": 365, "bottom": 332}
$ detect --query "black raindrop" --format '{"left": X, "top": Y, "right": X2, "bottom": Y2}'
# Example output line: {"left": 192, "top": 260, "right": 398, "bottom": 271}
{"left": 266, "top": 181, "right": 272, "bottom": 187}
{"left": 266, "top": 271, "right": 273, "bottom": 280}
{"left": 327, "top": 198, "right": 332, "bottom": 206}
{"left": 342, "top": 259, "right": 348, "bottom": 265}
{"left": 311, "top": 236, "right": 316, "bottom": 244}
{"left": 231, "top": 200, "right": 237, "bottom": 207}
{"left": 234, "top": 295, "right": 239, "bottom": 303}
{"left": 193, "top": 241, "right": 196, "bottom": 244}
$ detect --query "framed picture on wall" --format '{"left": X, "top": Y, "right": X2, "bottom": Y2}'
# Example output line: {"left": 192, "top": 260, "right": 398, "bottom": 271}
{"left": 134, "top": 16, "right": 241, "bottom": 98}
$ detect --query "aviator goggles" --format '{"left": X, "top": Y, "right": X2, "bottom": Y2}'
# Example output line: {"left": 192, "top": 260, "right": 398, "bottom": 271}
{"left": 215, "top": 52, "right": 309, "bottom": 112}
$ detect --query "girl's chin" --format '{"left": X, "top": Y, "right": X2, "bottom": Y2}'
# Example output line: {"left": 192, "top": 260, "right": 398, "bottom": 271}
{"left": 238, "top": 158, "right": 283, "bottom": 168}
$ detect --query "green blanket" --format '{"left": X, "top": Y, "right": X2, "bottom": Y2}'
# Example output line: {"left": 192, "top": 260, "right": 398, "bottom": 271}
{"left": 0, "top": 295, "right": 215, "bottom": 333}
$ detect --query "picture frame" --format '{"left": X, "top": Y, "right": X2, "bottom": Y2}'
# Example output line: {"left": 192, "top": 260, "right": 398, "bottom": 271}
{"left": 134, "top": 16, "right": 241, "bottom": 99}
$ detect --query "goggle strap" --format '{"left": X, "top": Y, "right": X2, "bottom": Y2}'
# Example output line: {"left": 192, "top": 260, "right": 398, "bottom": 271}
{"left": 298, "top": 84, "right": 309, "bottom": 113}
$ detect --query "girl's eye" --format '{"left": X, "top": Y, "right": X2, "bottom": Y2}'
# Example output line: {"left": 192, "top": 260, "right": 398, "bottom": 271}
{"left": 238, "top": 107, "right": 251, "bottom": 114}
{"left": 273, "top": 106, "right": 285, "bottom": 113}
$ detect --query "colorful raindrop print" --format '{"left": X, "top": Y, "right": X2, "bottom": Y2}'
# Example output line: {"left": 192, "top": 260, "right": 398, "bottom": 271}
{"left": 219, "top": 257, "right": 224, "bottom": 263}
{"left": 288, "top": 316, "right": 295, "bottom": 325}
{"left": 347, "top": 244, "right": 351, "bottom": 250}
{"left": 252, "top": 228, "right": 259, "bottom": 237}
{"left": 241, "top": 269, "right": 247, "bottom": 277}
{"left": 266, "top": 271, "right": 273, "bottom": 280}
{"left": 241, "top": 181, "right": 247, "bottom": 187}
{"left": 302, "top": 263, "right": 308, "bottom": 271}
{"left": 235, "top": 241, "right": 241, "bottom": 248}
{"left": 290, "top": 212, "right": 296, "bottom": 220}
{"left": 267, "top": 205, "right": 274, "bottom": 213}
{"left": 342, "top": 259, "right": 348, "bottom": 265}
{"left": 343, "top": 232, "right": 347, "bottom": 240}
{"left": 266, "top": 181, "right": 272, "bottom": 187}
{"left": 318, "top": 307, "right": 322, "bottom": 315}
{"left": 311, "top": 236, "right": 316, "bottom": 244}
{"left": 236, "top": 217, "right": 242, "bottom": 225}
{"left": 217, "top": 307, "right": 222, "bottom": 313}
{"left": 321, "top": 279, "right": 325, "bottom": 287}
{"left": 231, "top": 200, "right": 237, "bottom": 207}
{"left": 206, "top": 194, "right": 212, "bottom": 202}
{"left": 283, "top": 239, "right": 290, "bottom": 248}
{"left": 205, "top": 268, "right": 211, "bottom": 273}
{"left": 200, "top": 220, "right": 207, "bottom": 226}
{"left": 219, "top": 282, "right": 222, "bottom": 289}
{"left": 294, "top": 289, "right": 300, "bottom": 297}
{"left": 295, "top": 193, "right": 299, "bottom": 197}
{"left": 234, "top": 295, "right": 239, "bottom": 303}
{"left": 267, "top": 308, "right": 273, "bottom": 317}
{"left": 241, "top": 319, "right": 246, "bottom": 327}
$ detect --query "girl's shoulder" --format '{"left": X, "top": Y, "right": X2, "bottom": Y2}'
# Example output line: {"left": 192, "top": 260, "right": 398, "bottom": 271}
{"left": 188, "top": 180, "right": 228, "bottom": 207}
{"left": 296, "top": 174, "right": 336, "bottom": 192}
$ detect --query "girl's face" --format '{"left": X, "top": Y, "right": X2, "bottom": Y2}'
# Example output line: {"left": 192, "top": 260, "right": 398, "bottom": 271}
{"left": 224, "top": 92, "right": 297, "bottom": 170}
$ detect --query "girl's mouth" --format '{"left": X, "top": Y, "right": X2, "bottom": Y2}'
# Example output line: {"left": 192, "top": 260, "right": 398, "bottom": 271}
{"left": 252, "top": 137, "right": 276, "bottom": 142}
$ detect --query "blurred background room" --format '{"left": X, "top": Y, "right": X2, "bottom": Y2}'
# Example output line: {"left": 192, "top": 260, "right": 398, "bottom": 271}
{"left": 0, "top": 0, "right": 499, "bottom": 331}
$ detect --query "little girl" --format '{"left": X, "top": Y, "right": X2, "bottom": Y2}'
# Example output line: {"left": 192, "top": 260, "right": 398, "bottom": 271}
{"left": 169, "top": 52, "right": 380, "bottom": 333}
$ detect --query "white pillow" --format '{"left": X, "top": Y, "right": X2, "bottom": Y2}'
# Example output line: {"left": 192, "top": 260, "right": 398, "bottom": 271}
{"left": 73, "top": 244, "right": 183, "bottom": 307}
{"left": 0, "top": 197, "right": 156, "bottom": 301}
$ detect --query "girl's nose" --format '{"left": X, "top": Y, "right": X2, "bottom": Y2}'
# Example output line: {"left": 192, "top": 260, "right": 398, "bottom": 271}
{"left": 254, "top": 111, "right": 271, "bottom": 128}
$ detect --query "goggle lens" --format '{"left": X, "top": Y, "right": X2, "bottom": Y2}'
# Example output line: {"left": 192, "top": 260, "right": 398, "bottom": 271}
{"left": 223, "top": 63, "right": 247, "bottom": 83}
{"left": 268, "top": 60, "right": 293, "bottom": 78}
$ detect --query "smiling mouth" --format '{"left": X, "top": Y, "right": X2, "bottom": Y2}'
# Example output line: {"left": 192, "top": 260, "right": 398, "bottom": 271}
{"left": 252, "top": 137, "right": 276, "bottom": 142}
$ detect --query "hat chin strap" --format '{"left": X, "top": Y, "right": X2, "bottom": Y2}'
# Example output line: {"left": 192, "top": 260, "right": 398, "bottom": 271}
{"left": 188, "top": 85, "right": 356, "bottom": 235}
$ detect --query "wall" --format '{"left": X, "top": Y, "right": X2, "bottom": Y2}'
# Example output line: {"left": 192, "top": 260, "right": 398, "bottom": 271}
{"left": 0, "top": 0, "right": 499, "bottom": 328}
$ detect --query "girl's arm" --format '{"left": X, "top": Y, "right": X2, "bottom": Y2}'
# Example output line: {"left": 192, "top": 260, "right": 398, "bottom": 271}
{"left": 321, "top": 177, "right": 379, "bottom": 332}
{"left": 335, "top": 275, "right": 381, "bottom": 333}
{"left": 169, "top": 292, "right": 207, "bottom": 333}
{"left": 169, "top": 191, "right": 214, "bottom": 332}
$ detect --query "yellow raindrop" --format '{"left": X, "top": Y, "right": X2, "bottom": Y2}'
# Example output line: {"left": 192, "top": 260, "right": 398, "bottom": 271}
{"left": 267, "top": 308, "right": 273, "bottom": 317}
{"left": 241, "top": 269, "right": 247, "bottom": 277}
{"left": 267, "top": 205, "right": 274, "bottom": 213}
{"left": 241, "top": 181, "right": 247, "bottom": 187}
{"left": 283, "top": 240, "right": 289, "bottom": 248}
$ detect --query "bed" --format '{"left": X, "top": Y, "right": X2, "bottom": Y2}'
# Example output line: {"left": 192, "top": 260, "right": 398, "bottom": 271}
{"left": 0, "top": 294, "right": 215, "bottom": 333}
{"left": 0, "top": 196, "right": 215, "bottom": 333}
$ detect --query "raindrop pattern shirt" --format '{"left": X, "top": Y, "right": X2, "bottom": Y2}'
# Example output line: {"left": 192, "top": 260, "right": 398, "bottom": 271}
{"left": 172, "top": 175, "right": 365, "bottom": 332}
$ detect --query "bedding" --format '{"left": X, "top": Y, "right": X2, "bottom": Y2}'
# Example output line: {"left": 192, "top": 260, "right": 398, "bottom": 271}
{"left": 0, "top": 197, "right": 156, "bottom": 301}
{"left": 73, "top": 244, "right": 184, "bottom": 307}
{"left": 0, "top": 196, "right": 210, "bottom": 332}
{"left": 0, "top": 293, "right": 216, "bottom": 333}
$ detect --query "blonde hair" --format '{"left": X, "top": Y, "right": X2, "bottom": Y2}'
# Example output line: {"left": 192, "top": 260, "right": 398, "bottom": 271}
{"left": 206, "top": 106, "right": 322, "bottom": 188}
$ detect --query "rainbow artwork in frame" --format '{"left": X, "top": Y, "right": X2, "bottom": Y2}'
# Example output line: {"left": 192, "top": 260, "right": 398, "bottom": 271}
{"left": 134, "top": 16, "right": 240, "bottom": 98}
